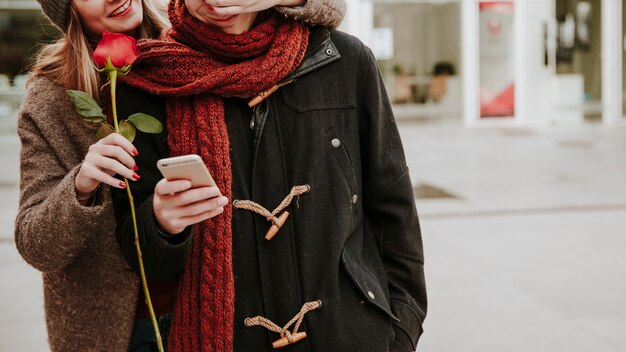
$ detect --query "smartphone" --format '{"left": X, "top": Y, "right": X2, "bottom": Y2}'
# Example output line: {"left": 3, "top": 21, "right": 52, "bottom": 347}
{"left": 157, "top": 154, "right": 216, "bottom": 188}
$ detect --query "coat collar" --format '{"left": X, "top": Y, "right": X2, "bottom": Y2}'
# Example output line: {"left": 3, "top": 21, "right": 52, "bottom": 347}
{"left": 282, "top": 28, "right": 341, "bottom": 82}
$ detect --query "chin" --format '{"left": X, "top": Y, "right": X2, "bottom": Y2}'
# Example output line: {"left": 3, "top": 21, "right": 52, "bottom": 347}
{"left": 108, "top": 15, "right": 143, "bottom": 34}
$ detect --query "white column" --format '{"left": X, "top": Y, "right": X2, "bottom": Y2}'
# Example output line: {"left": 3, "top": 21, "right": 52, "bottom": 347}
{"left": 341, "top": 0, "right": 373, "bottom": 48}
{"left": 602, "top": 0, "right": 623, "bottom": 126}
{"left": 360, "top": 0, "right": 374, "bottom": 48}
{"left": 339, "top": 0, "right": 358, "bottom": 36}
{"left": 621, "top": 0, "right": 625, "bottom": 121}
{"left": 514, "top": 0, "right": 527, "bottom": 126}
{"left": 462, "top": 0, "right": 479, "bottom": 126}
{"left": 517, "top": 0, "right": 555, "bottom": 127}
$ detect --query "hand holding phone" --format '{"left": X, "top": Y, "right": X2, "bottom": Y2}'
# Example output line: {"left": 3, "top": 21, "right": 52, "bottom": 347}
{"left": 153, "top": 155, "right": 226, "bottom": 234}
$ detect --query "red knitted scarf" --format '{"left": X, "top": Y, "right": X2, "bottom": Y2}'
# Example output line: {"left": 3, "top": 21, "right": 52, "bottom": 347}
{"left": 124, "top": 1, "right": 309, "bottom": 351}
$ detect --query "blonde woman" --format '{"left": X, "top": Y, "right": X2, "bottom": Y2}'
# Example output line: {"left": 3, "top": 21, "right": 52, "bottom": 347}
{"left": 14, "top": 0, "right": 345, "bottom": 350}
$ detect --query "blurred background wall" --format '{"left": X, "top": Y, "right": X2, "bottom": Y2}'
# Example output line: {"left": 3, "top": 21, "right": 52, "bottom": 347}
{"left": 1, "top": 0, "right": 625, "bottom": 129}
{"left": 341, "top": 0, "right": 625, "bottom": 126}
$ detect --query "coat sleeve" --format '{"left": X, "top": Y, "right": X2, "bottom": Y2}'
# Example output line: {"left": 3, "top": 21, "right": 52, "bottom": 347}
{"left": 14, "top": 82, "right": 111, "bottom": 272}
{"left": 112, "top": 85, "right": 192, "bottom": 283}
{"left": 113, "top": 190, "right": 193, "bottom": 283}
{"left": 358, "top": 47, "right": 427, "bottom": 351}
{"left": 275, "top": 0, "right": 346, "bottom": 29}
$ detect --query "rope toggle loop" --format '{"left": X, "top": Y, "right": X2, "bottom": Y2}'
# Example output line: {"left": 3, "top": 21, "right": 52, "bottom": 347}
{"left": 233, "top": 185, "right": 310, "bottom": 240}
{"left": 244, "top": 300, "right": 322, "bottom": 349}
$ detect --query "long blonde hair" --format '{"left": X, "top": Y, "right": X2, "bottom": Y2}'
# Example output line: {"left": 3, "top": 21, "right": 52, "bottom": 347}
{"left": 30, "top": 0, "right": 167, "bottom": 99}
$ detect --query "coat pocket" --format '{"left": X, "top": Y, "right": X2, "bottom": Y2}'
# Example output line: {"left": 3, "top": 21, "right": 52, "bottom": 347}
{"left": 341, "top": 247, "right": 399, "bottom": 322}
{"left": 280, "top": 77, "right": 355, "bottom": 113}
{"left": 324, "top": 126, "right": 358, "bottom": 201}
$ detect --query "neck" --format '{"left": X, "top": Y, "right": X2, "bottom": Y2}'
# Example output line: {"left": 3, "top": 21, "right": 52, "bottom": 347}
{"left": 223, "top": 13, "right": 258, "bottom": 34}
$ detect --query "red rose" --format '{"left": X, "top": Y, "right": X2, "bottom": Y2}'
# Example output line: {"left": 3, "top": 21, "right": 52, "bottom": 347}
{"left": 93, "top": 32, "right": 138, "bottom": 69}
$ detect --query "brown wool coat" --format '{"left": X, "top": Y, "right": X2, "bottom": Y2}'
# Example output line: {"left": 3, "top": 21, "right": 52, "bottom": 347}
{"left": 13, "top": 2, "right": 345, "bottom": 351}
{"left": 15, "top": 76, "right": 140, "bottom": 351}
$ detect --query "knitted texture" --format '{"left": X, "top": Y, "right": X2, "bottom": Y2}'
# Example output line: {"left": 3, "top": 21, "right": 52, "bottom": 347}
{"left": 124, "top": 2, "right": 309, "bottom": 351}
{"left": 37, "top": 0, "right": 71, "bottom": 32}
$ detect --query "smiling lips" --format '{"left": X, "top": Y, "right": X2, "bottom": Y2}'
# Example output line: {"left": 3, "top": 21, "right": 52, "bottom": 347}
{"left": 109, "top": 0, "right": 132, "bottom": 17}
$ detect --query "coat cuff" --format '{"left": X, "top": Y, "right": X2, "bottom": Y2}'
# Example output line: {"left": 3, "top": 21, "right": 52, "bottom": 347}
{"left": 390, "top": 324, "right": 415, "bottom": 352}
{"left": 14, "top": 165, "right": 112, "bottom": 272}
{"left": 37, "top": 165, "right": 110, "bottom": 252}
{"left": 154, "top": 212, "right": 193, "bottom": 246}
{"left": 134, "top": 195, "right": 193, "bottom": 282}
{"left": 65, "top": 165, "right": 110, "bottom": 217}
{"left": 391, "top": 299, "right": 423, "bottom": 351}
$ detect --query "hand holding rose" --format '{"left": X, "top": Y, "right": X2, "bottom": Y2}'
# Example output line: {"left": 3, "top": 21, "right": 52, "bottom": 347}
{"left": 69, "top": 32, "right": 161, "bottom": 198}
{"left": 75, "top": 133, "right": 139, "bottom": 195}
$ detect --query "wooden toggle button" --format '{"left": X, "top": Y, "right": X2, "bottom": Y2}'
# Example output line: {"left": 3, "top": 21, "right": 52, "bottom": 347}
{"left": 272, "top": 332, "right": 307, "bottom": 349}
{"left": 265, "top": 211, "right": 290, "bottom": 240}
{"left": 248, "top": 85, "right": 280, "bottom": 108}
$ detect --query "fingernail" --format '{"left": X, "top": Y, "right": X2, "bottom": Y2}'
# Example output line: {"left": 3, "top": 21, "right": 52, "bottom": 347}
{"left": 133, "top": 165, "right": 139, "bottom": 171}
{"left": 132, "top": 174, "right": 141, "bottom": 180}
{"left": 132, "top": 149, "right": 139, "bottom": 156}
{"left": 218, "top": 197, "right": 228, "bottom": 206}
{"left": 119, "top": 182, "right": 126, "bottom": 188}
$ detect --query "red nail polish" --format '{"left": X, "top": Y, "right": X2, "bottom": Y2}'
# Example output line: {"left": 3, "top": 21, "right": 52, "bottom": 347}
{"left": 119, "top": 182, "right": 126, "bottom": 188}
{"left": 132, "top": 149, "right": 139, "bottom": 156}
{"left": 132, "top": 174, "right": 141, "bottom": 180}
{"left": 133, "top": 165, "right": 139, "bottom": 172}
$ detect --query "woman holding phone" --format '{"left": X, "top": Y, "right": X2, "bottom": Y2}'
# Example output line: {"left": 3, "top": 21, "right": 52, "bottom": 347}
{"left": 13, "top": 0, "right": 345, "bottom": 351}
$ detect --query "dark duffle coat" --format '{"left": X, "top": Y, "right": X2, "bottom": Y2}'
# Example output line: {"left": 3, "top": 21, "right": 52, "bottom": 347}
{"left": 113, "top": 27, "right": 427, "bottom": 352}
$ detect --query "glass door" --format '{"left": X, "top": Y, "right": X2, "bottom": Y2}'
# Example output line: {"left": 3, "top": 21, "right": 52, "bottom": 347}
{"left": 478, "top": 1, "right": 515, "bottom": 119}
{"left": 372, "top": 1, "right": 462, "bottom": 121}
{"left": 623, "top": 0, "right": 626, "bottom": 117}
{"left": 553, "top": 0, "right": 602, "bottom": 123}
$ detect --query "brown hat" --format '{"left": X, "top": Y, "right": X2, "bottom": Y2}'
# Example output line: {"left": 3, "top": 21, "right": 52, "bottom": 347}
{"left": 37, "top": 0, "right": 72, "bottom": 32}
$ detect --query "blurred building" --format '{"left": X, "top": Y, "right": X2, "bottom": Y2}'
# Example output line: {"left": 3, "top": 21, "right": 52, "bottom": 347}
{"left": 341, "top": 0, "right": 626, "bottom": 127}
{"left": 0, "top": 0, "right": 58, "bottom": 121}
{"left": 0, "top": 1, "right": 58, "bottom": 78}
{"left": 1, "top": 0, "right": 625, "bottom": 127}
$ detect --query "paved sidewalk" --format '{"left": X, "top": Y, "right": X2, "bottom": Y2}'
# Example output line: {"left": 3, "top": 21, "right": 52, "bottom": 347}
{"left": 406, "top": 123, "right": 626, "bottom": 352}
{"left": 0, "top": 132, "right": 48, "bottom": 351}
{"left": 1, "top": 121, "right": 625, "bottom": 351}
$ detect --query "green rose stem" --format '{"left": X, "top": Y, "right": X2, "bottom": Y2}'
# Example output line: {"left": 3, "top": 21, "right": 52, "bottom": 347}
{"left": 108, "top": 68, "right": 164, "bottom": 352}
